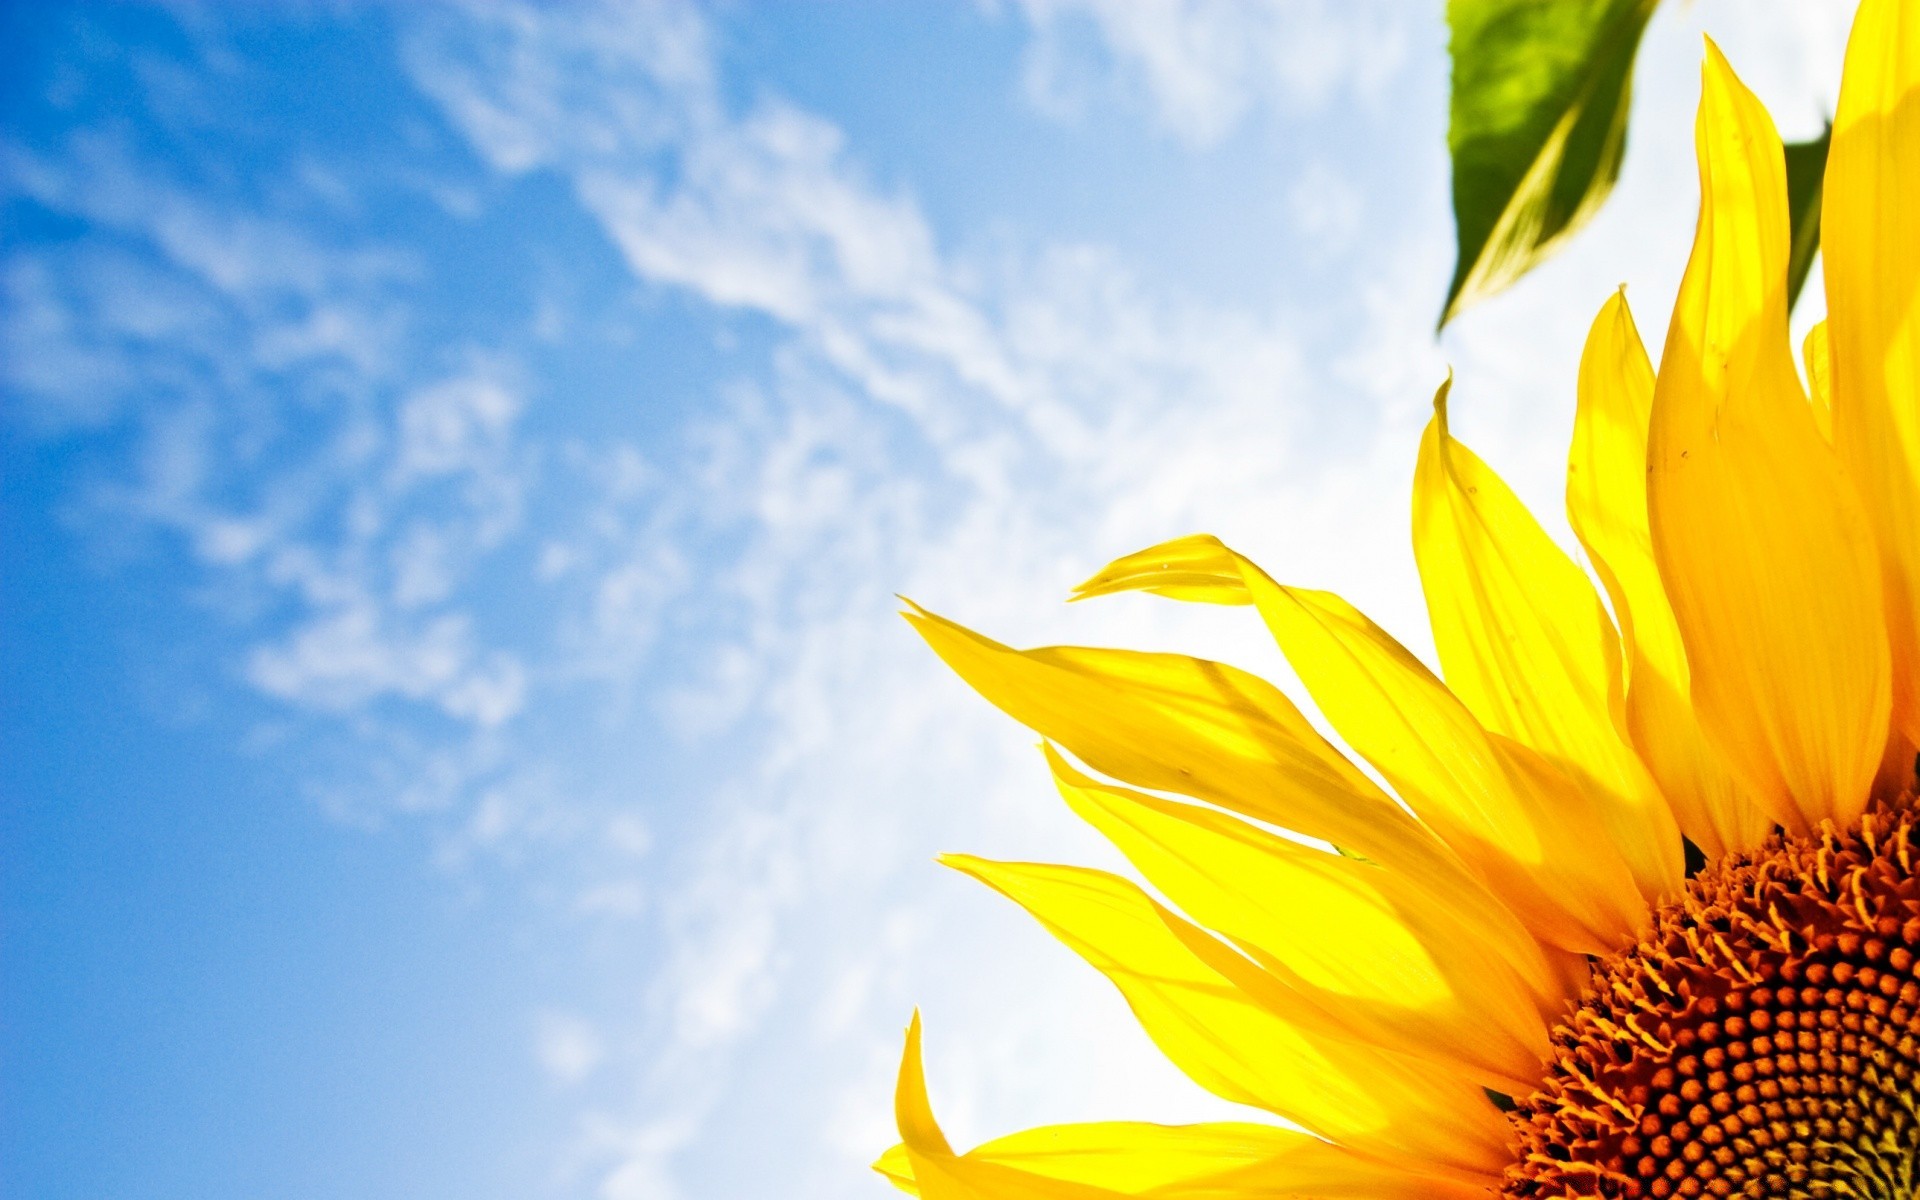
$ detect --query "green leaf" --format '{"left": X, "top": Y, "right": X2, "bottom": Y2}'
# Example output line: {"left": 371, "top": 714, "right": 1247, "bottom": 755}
{"left": 1782, "top": 124, "right": 1830, "bottom": 313}
{"left": 1441, "top": 0, "right": 1659, "bottom": 328}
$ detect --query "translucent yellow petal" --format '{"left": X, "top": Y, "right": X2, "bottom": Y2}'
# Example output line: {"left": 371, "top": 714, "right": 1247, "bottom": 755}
{"left": 1252, "top": 572, "right": 1648, "bottom": 955}
{"left": 901, "top": 604, "right": 1458, "bottom": 879}
{"left": 1214, "top": 1153, "right": 1496, "bottom": 1200}
{"left": 1070, "top": 534, "right": 1634, "bottom": 964}
{"left": 879, "top": 1125, "right": 1492, "bottom": 1200}
{"left": 882, "top": 1026, "right": 1493, "bottom": 1200}
{"left": 1074, "top": 534, "right": 1249, "bottom": 606}
{"left": 1045, "top": 746, "right": 1552, "bottom": 1091}
{"left": 1824, "top": 0, "right": 1920, "bottom": 754}
{"left": 942, "top": 855, "right": 1515, "bottom": 1176}
{"left": 936, "top": 1122, "right": 1310, "bottom": 1193}
{"left": 1070, "top": 534, "right": 1256, "bottom": 607}
{"left": 896, "top": 1010, "right": 954, "bottom": 1157}
{"left": 888, "top": 1012, "right": 1107, "bottom": 1200}
{"left": 1648, "top": 42, "right": 1892, "bottom": 831}
{"left": 875, "top": 1143, "right": 917, "bottom": 1196}
{"left": 1803, "top": 320, "right": 1834, "bottom": 442}
{"left": 881, "top": 1120, "right": 1332, "bottom": 1198}
{"left": 1413, "top": 380, "right": 1683, "bottom": 902}
{"left": 1567, "top": 291, "right": 1772, "bottom": 857}
{"left": 902, "top": 1149, "right": 1100, "bottom": 1200}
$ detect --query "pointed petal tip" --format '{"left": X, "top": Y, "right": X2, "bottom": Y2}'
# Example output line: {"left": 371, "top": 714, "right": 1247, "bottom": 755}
{"left": 894, "top": 1006, "right": 954, "bottom": 1157}
{"left": 899, "top": 600, "right": 965, "bottom": 644}
{"left": 1699, "top": 36, "right": 1751, "bottom": 104}
{"left": 1427, "top": 373, "right": 1457, "bottom": 439}
{"left": 1066, "top": 534, "right": 1250, "bottom": 607}
{"left": 869, "top": 1142, "right": 913, "bottom": 1188}
{"left": 1065, "top": 573, "right": 1103, "bottom": 602}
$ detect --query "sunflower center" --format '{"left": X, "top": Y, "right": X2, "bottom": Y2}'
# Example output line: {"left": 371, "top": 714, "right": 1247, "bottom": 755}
{"left": 1502, "top": 794, "right": 1920, "bottom": 1199}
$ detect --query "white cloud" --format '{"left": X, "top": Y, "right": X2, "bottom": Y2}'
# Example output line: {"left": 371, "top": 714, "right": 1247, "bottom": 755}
{"left": 243, "top": 601, "right": 526, "bottom": 725}
{"left": 394, "top": 374, "right": 523, "bottom": 482}
{"left": 1, "top": 113, "right": 553, "bottom": 883}
{"left": 400, "top": 4, "right": 1431, "bottom": 1194}
{"left": 1288, "top": 160, "right": 1364, "bottom": 255}
{"left": 537, "top": 1011, "right": 608, "bottom": 1085}
{"left": 587, "top": 1117, "right": 695, "bottom": 1200}
{"left": 1013, "top": 0, "right": 1410, "bottom": 145}
{"left": 574, "top": 879, "right": 648, "bottom": 920}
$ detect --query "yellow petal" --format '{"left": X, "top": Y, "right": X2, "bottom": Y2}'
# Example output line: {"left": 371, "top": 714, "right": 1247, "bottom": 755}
{"left": 896, "top": 1010, "right": 954, "bottom": 1157}
{"left": 885, "top": 1019, "right": 1497, "bottom": 1198}
{"left": 1216, "top": 1151, "right": 1496, "bottom": 1200}
{"left": 881, "top": 1027, "right": 1493, "bottom": 1200}
{"left": 939, "top": 1122, "right": 1308, "bottom": 1193}
{"left": 1070, "top": 534, "right": 1256, "bottom": 607}
{"left": 1074, "top": 534, "right": 1246, "bottom": 604}
{"left": 1413, "top": 379, "right": 1683, "bottom": 902}
{"left": 875, "top": 1143, "right": 917, "bottom": 1196}
{"left": 1046, "top": 746, "right": 1553, "bottom": 1090}
{"left": 1648, "top": 42, "right": 1892, "bottom": 830}
{"left": 1567, "top": 291, "right": 1772, "bottom": 857}
{"left": 901, "top": 604, "right": 1461, "bottom": 882}
{"left": 1254, "top": 573, "right": 1648, "bottom": 956}
{"left": 886, "top": 1012, "right": 1096, "bottom": 1200}
{"left": 879, "top": 1118, "right": 1333, "bottom": 1198}
{"left": 942, "top": 854, "right": 1515, "bottom": 1176}
{"left": 1803, "top": 320, "right": 1834, "bottom": 441}
{"left": 1071, "top": 534, "right": 1636, "bottom": 963}
{"left": 879, "top": 1123, "right": 1491, "bottom": 1200}
{"left": 1824, "top": 0, "right": 1920, "bottom": 755}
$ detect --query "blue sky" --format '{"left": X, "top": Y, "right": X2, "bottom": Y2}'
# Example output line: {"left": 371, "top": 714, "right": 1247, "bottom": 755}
{"left": 1, "top": 3, "right": 1855, "bottom": 1198}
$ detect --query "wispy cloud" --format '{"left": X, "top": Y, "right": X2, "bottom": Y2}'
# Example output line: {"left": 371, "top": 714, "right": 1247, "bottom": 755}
{"left": 1012, "top": 0, "right": 1410, "bottom": 145}
{"left": 401, "top": 2, "right": 1451, "bottom": 1192}
{"left": 1, "top": 91, "right": 538, "bottom": 843}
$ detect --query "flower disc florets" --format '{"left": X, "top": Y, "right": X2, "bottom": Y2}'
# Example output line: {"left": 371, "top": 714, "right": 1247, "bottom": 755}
{"left": 1505, "top": 790, "right": 1920, "bottom": 1199}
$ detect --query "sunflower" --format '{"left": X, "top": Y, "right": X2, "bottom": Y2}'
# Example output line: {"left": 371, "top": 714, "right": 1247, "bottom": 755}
{"left": 875, "top": 4, "right": 1919, "bottom": 1197}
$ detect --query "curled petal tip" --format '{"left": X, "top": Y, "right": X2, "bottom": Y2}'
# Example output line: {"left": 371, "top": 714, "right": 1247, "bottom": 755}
{"left": 1431, "top": 372, "right": 1456, "bottom": 428}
